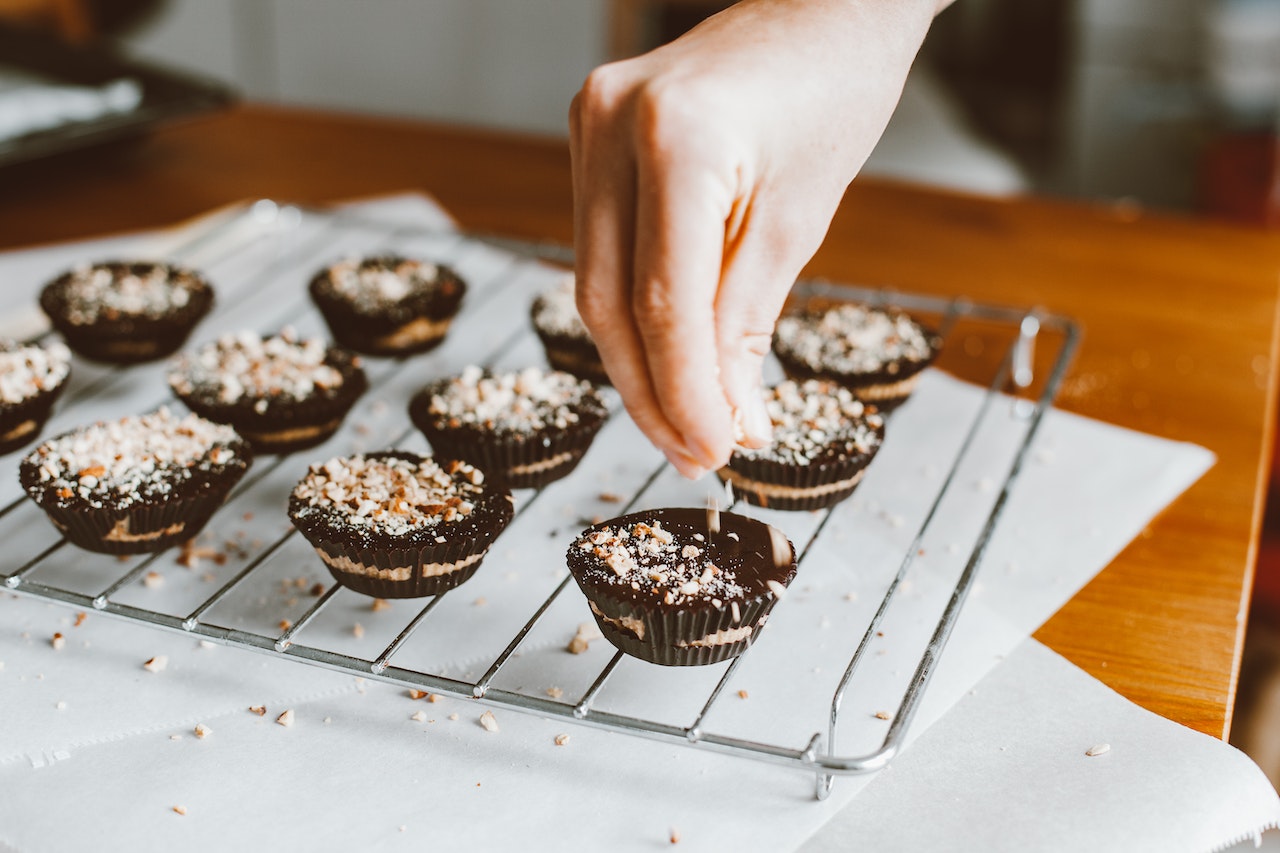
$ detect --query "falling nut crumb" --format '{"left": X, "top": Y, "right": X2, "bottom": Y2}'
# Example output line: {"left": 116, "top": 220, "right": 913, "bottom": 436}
{"left": 249, "top": 705, "right": 266, "bottom": 716}
{"left": 50, "top": 633, "right": 65, "bottom": 651}
{"left": 194, "top": 723, "right": 212, "bottom": 739}
{"left": 73, "top": 612, "right": 87, "bottom": 628}
{"left": 478, "top": 710, "right": 499, "bottom": 733}
{"left": 143, "top": 655, "right": 168, "bottom": 673}
{"left": 1085, "top": 743, "right": 1110, "bottom": 757}
{"left": 554, "top": 733, "right": 570, "bottom": 746}
{"left": 276, "top": 709, "right": 295, "bottom": 727}
{"left": 737, "top": 690, "right": 749, "bottom": 700}
{"left": 546, "top": 686, "right": 564, "bottom": 700}
{"left": 874, "top": 711, "right": 891, "bottom": 720}
{"left": 371, "top": 598, "right": 391, "bottom": 612}
{"left": 173, "top": 805, "right": 187, "bottom": 816}
{"left": 567, "top": 622, "right": 601, "bottom": 654}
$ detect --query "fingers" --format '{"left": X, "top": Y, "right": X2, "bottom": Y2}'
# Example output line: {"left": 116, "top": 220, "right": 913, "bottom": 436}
{"left": 715, "top": 199, "right": 808, "bottom": 449}
{"left": 631, "top": 86, "right": 738, "bottom": 473}
{"left": 571, "top": 66, "right": 709, "bottom": 478}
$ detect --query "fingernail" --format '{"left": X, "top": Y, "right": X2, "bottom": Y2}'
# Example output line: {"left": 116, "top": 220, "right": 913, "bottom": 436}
{"left": 742, "top": 396, "right": 772, "bottom": 448}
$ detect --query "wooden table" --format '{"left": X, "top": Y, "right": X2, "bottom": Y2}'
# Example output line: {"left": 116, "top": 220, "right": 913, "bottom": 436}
{"left": 2, "top": 104, "right": 1277, "bottom": 738}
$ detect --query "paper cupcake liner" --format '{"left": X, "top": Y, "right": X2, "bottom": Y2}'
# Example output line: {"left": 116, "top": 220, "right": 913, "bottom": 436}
{"left": 175, "top": 362, "right": 368, "bottom": 455}
{"left": 410, "top": 397, "right": 608, "bottom": 490}
{"left": 586, "top": 589, "right": 780, "bottom": 667}
{"left": 720, "top": 448, "right": 876, "bottom": 512}
{"left": 34, "top": 480, "right": 243, "bottom": 555}
{"left": 57, "top": 324, "right": 202, "bottom": 365}
{"left": 304, "top": 527, "right": 500, "bottom": 599}
{"left": 310, "top": 267, "right": 466, "bottom": 357}
{"left": 0, "top": 379, "right": 68, "bottom": 456}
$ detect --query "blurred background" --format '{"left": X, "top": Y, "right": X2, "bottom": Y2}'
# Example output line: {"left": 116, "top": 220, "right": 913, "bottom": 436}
{"left": 2, "top": 0, "right": 1280, "bottom": 790}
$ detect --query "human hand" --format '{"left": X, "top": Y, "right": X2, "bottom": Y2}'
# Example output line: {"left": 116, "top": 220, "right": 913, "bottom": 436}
{"left": 570, "top": 0, "right": 944, "bottom": 478}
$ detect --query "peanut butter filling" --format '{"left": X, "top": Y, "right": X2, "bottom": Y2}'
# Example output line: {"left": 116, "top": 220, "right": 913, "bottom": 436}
{"left": 718, "top": 467, "right": 866, "bottom": 500}
{"left": 317, "top": 548, "right": 483, "bottom": 582}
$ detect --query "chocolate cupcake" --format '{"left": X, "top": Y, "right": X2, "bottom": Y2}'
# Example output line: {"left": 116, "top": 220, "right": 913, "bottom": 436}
{"left": 308, "top": 255, "right": 466, "bottom": 356}
{"left": 168, "top": 328, "right": 367, "bottom": 454}
{"left": 772, "top": 303, "right": 942, "bottom": 411}
{"left": 409, "top": 365, "right": 609, "bottom": 489}
{"left": 719, "top": 379, "right": 884, "bottom": 512}
{"left": 567, "top": 508, "right": 797, "bottom": 666}
{"left": 288, "top": 452, "right": 513, "bottom": 599}
{"left": 530, "top": 277, "right": 609, "bottom": 385}
{"left": 40, "top": 261, "right": 214, "bottom": 364}
{"left": 0, "top": 339, "right": 72, "bottom": 455}
{"left": 19, "top": 408, "right": 251, "bottom": 554}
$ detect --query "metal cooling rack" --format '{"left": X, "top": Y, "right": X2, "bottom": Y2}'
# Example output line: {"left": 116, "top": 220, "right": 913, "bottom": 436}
{"left": 0, "top": 200, "right": 1079, "bottom": 799}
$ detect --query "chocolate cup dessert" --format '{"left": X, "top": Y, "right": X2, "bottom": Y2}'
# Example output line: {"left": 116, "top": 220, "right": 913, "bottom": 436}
{"left": 168, "top": 329, "right": 368, "bottom": 455}
{"left": 39, "top": 261, "right": 214, "bottom": 364}
{"left": 19, "top": 408, "right": 252, "bottom": 555}
{"left": 309, "top": 255, "right": 466, "bottom": 356}
{"left": 409, "top": 366, "right": 609, "bottom": 489}
{"left": 567, "top": 508, "right": 797, "bottom": 667}
{"left": 719, "top": 379, "right": 885, "bottom": 512}
{"left": 530, "top": 277, "right": 610, "bottom": 386}
{"left": 772, "top": 303, "right": 942, "bottom": 412}
{"left": 288, "top": 452, "right": 513, "bottom": 599}
{"left": 0, "top": 339, "right": 72, "bottom": 455}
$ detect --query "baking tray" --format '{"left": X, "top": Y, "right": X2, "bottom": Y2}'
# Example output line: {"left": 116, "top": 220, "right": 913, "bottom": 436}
{"left": 0, "top": 200, "right": 1079, "bottom": 798}
{"left": 0, "top": 24, "right": 232, "bottom": 167}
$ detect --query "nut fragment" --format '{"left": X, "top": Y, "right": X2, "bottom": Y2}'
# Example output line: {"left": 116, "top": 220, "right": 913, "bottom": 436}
{"left": 143, "top": 655, "right": 168, "bottom": 673}
{"left": 546, "top": 686, "right": 564, "bottom": 700}
{"left": 276, "top": 709, "right": 295, "bottom": 727}
{"left": 352, "top": 623, "right": 365, "bottom": 638}
{"left": 408, "top": 689, "right": 428, "bottom": 700}
{"left": 737, "top": 690, "right": 749, "bottom": 700}
{"left": 670, "top": 828, "right": 681, "bottom": 845}
{"left": 478, "top": 710, "right": 499, "bottom": 733}
{"left": 1085, "top": 743, "right": 1111, "bottom": 757}
{"left": 371, "top": 598, "right": 391, "bottom": 612}
{"left": 143, "top": 571, "right": 164, "bottom": 589}
{"left": 248, "top": 705, "right": 266, "bottom": 716}
{"left": 173, "top": 805, "right": 187, "bottom": 816}
{"left": 50, "top": 633, "right": 65, "bottom": 651}
{"left": 874, "top": 711, "right": 891, "bottom": 721}
{"left": 194, "top": 723, "right": 211, "bottom": 739}
{"left": 410, "top": 710, "right": 427, "bottom": 723}
{"left": 554, "top": 733, "right": 570, "bottom": 746}
{"left": 567, "top": 622, "right": 601, "bottom": 654}
{"left": 73, "top": 612, "right": 87, "bottom": 628}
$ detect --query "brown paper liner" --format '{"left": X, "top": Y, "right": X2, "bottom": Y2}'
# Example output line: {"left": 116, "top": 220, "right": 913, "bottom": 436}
{"left": 309, "top": 263, "right": 466, "bottom": 357}
{"left": 586, "top": 589, "right": 779, "bottom": 667}
{"left": 0, "top": 375, "right": 69, "bottom": 456}
{"left": 308, "top": 531, "right": 499, "bottom": 599}
{"left": 531, "top": 328, "right": 610, "bottom": 386}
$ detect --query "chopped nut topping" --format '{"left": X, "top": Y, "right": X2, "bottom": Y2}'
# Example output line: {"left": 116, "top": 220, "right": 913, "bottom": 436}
{"left": 554, "top": 733, "right": 570, "bottom": 746}
{"left": 173, "top": 805, "right": 188, "bottom": 816}
{"left": 1085, "top": 743, "right": 1110, "bottom": 757}
{"left": 352, "top": 623, "right": 365, "bottom": 638}
{"left": 371, "top": 598, "right": 391, "bottom": 612}
{"left": 276, "top": 709, "right": 295, "bottom": 727}
{"left": 567, "top": 622, "right": 601, "bottom": 654}
{"left": 194, "top": 723, "right": 211, "bottom": 738}
{"left": 50, "top": 633, "right": 65, "bottom": 651}
{"left": 874, "top": 711, "right": 891, "bottom": 721}
{"left": 168, "top": 328, "right": 348, "bottom": 408}
{"left": 546, "top": 686, "right": 564, "bottom": 700}
{"left": 478, "top": 710, "right": 499, "bottom": 733}
{"left": 774, "top": 304, "right": 936, "bottom": 375}
{"left": 143, "top": 655, "right": 168, "bottom": 673}
{"left": 248, "top": 705, "right": 266, "bottom": 716}
{"left": 737, "top": 690, "right": 749, "bottom": 700}
{"left": 423, "top": 365, "right": 603, "bottom": 437}
{"left": 410, "top": 711, "right": 427, "bottom": 723}
{"left": 0, "top": 339, "right": 70, "bottom": 405}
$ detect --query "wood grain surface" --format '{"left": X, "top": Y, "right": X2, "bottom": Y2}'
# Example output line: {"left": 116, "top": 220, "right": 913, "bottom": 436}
{"left": 2, "top": 104, "right": 1277, "bottom": 737}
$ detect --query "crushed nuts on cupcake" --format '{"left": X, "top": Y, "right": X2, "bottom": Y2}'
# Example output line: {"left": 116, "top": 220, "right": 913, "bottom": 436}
{"left": 567, "top": 508, "right": 796, "bottom": 666}
{"left": 0, "top": 339, "right": 72, "bottom": 455}
{"left": 719, "top": 379, "right": 885, "bottom": 511}
{"left": 168, "top": 328, "right": 367, "bottom": 454}
{"left": 409, "top": 365, "right": 609, "bottom": 489}
{"left": 288, "top": 451, "right": 513, "bottom": 599}
{"left": 39, "top": 261, "right": 214, "bottom": 363}
{"left": 772, "top": 303, "right": 941, "bottom": 411}
{"left": 308, "top": 255, "right": 466, "bottom": 356}
{"left": 19, "top": 408, "right": 251, "bottom": 554}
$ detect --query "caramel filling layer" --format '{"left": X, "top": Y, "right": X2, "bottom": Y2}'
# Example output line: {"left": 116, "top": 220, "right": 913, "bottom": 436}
{"left": 589, "top": 600, "right": 646, "bottom": 641}
{"left": 317, "top": 548, "right": 482, "bottom": 582}
{"left": 0, "top": 419, "right": 37, "bottom": 443}
{"left": 509, "top": 450, "right": 577, "bottom": 476}
{"left": 105, "top": 518, "right": 186, "bottom": 543}
{"left": 675, "top": 625, "right": 753, "bottom": 648}
{"left": 245, "top": 418, "right": 341, "bottom": 446}
{"left": 718, "top": 467, "right": 866, "bottom": 500}
{"left": 375, "top": 316, "right": 452, "bottom": 351}
{"left": 852, "top": 373, "right": 921, "bottom": 401}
